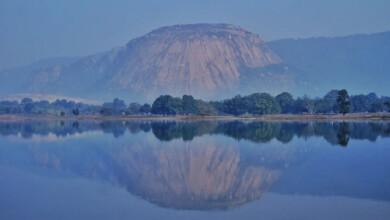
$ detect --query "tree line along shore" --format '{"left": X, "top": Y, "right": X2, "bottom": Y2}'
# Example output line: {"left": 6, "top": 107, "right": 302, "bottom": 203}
{"left": 0, "top": 90, "right": 390, "bottom": 119}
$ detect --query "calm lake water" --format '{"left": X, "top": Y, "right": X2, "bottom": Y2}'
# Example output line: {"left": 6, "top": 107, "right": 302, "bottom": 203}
{"left": 1, "top": 120, "right": 390, "bottom": 220}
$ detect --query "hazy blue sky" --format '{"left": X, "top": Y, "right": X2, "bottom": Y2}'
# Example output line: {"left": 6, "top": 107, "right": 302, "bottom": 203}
{"left": 1, "top": 0, "right": 389, "bottom": 70}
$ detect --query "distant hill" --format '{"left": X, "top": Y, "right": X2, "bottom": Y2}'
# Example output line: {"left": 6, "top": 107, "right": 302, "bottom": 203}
{"left": 0, "top": 24, "right": 303, "bottom": 102}
{"left": 1, "top": 25, "right": 389, "bottom": 102}
{"left": 268, "top": 31, "right": 390, "bottom": 96}
{"left": 0, "top": 57, "right": 78, "bottom": 96}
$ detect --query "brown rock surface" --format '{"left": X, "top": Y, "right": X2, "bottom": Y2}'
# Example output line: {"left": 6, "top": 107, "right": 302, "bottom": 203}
{"left": 27, "top": 24, "right": 291, "bottom": 101}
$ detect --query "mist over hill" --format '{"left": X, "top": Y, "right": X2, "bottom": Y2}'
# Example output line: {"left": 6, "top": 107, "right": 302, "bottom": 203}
{"left": 0, "top": 24, "right": 304, "bottom": 102}
{"left": 0, "top": 25, "right": 389, "bottom": 102}
{"left": 268, "top": 31, "right": 390, "bottom": 96}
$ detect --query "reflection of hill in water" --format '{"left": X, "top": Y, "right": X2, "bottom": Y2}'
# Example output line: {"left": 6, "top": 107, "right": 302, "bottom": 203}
{"left": 109, "top": 142, "right": 282, "bottom": 210}
{"left": 10, "top": 136, "right": 298, "bottom": 210}
{"left": 1, "top": 120, "right": 390, "bottom": 209}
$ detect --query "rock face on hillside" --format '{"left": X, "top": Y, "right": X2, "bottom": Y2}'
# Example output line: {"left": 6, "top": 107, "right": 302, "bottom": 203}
{"left": 111, "top": 24, "right": 282, "bottom": 98}
{"left": 2, "top": 24, "right": 301, "bottom": 101}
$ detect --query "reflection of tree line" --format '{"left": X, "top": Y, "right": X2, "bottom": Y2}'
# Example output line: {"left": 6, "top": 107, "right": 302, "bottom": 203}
{"left": 1, "top": 121, "right": 390, "bottom": 146}
{"left": 2, "top": 121, "right": 389, "bottom": 209}
{"left": 0, "top": 121, "right": 152, "bottom": 139}
{"left": 151, "top": 121, "right": 390, "bottom": 146}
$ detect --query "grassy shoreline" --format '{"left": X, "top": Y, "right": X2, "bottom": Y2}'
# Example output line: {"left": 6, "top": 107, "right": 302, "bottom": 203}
{"left": 1, "top": 113, "right": 390, "bottom": 122}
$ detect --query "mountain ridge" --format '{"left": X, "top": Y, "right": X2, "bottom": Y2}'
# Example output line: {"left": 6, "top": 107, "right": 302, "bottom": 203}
{"left": 268, "top": 30, "right": 390, "bottom": 95}
{"left": 1, "top": 24, "right": 295, "bottom": 102}
{"left": 1, "top": 25, "right": 389, "bottom": 102}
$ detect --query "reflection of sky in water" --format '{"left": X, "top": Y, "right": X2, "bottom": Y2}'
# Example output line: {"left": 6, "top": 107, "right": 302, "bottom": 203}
{"left": 5, "top": 130, "right": 104, "bottom": 142}
{"left": 0, "top": 121, "right": 390, "bottom": 220}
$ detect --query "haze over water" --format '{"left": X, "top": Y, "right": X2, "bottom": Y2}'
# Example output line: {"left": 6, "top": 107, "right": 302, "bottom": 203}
{"left": 0, "top": 120, "right": 389, "bottom": 220}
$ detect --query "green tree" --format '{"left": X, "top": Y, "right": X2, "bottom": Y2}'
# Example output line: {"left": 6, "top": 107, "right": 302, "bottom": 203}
{"left": 246, "top": 93, "right": 281, "bottom": 115}
{"left": 139, "top": 104, "right": 151, "bottom": 114}
{"left": 350, "top": 93, "right": 379, "bottom": 112}
{"left": 21, "top": 98, "right": 34, "bottom": 114}
{"left": 337, "top": 89, "right": 351, "bottom": 115}
{"left": 21, "top": 98, "right": 33, "bottom": 105}
{"left": 127, "top": 103, "right": 142, "bottom": 114}
{"left": 323, "top": 90, "right": 339, "bottom": 112}
{"left": 385, "top": 101, "right": 390, "bottom": 112}
{"left": 0, "top": 101, "right": 21, "bottom": 114}
{"left": 182, "top": 95, "right": 197, "bottom": 114}
{"left": 314, "top": 99, "right": 331, "bottom": 113}
{"left": 275, "top": 92, "right": 294, "bottom": 113}
{"left": 312, "top": 90, "right": 339, "bottom": 113}
{"left": 221, "top": 95, "right": 247, "bottom": 116}
{"left": 112, "top": 98, "right": 126, "bottom": 112}
{"left": 294, "top": 96, "right": 315, "bottom": 113}
{"left": 151, "top": 95, "right": 183, "bottom": 115}
{"left": 195, "top": 100, "right": 217, "bottom": 115}
{"left": 72, "top": 108, "right": 80, "bottom": 116}
{"left": 101, "top": 98, "right": 127, "bottom": 115}
{"left": 369, "top": 101, "right": 384, "bottom": 113}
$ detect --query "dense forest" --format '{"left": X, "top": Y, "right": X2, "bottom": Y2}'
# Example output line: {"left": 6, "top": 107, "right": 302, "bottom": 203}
{"left": 0, "top": 90, "right": 390, "bottom": 116}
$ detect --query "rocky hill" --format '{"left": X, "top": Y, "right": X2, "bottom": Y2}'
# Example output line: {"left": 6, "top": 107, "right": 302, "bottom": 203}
{"left": 4, "top": 25, "right": 388, "bottom": 102}
{"left": 0, "top": 24, "right": 301, "bottom": 102}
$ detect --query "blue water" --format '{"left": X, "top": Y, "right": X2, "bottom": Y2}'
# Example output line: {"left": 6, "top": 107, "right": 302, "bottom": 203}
{"left": 0, "top": 120, "right": 389, "bottom": 220}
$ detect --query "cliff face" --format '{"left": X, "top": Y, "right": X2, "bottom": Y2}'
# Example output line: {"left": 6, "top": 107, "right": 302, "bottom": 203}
{"left": 3, "top": 26, "right": 390, "bottom": 101}
{"left": 20, "top": 24, "right": 295, "bottom": 101}
{"left": 111, "top": 24, "right": 281, "bottom": 98}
